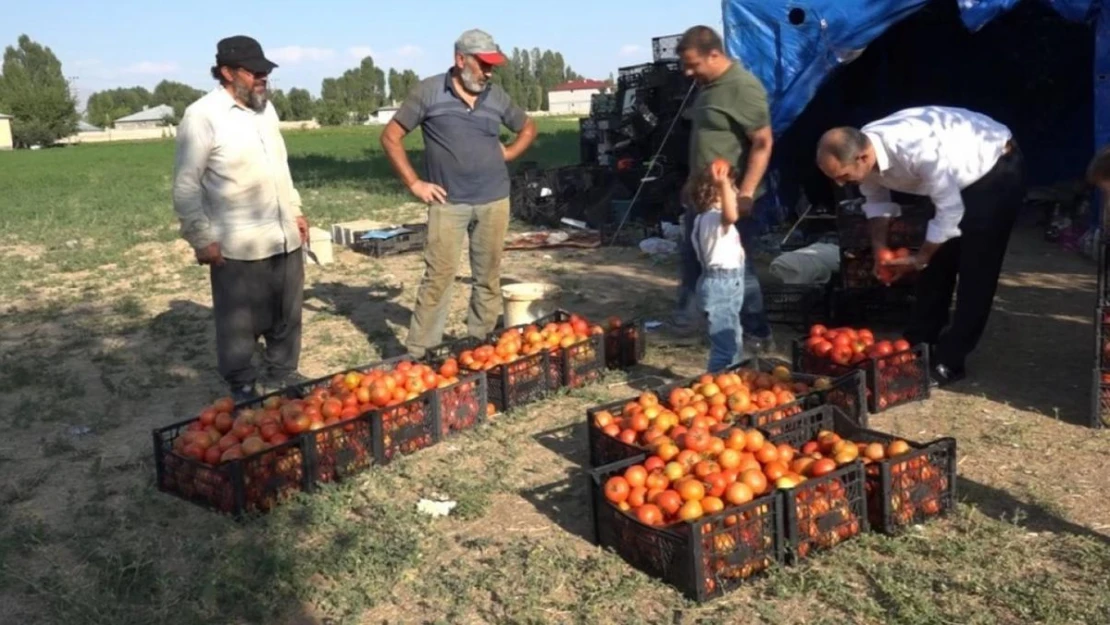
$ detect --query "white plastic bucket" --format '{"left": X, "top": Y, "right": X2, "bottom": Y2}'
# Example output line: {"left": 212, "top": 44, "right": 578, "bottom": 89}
{"left": 501, "top": 282, "right": 562, "bottom": 327}
{"left": 307, "top": 227, "right": 333, "bottom": 265}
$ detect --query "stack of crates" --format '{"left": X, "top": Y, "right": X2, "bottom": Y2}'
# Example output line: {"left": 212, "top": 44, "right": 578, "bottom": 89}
{"left": 831, "top": 199, "right": 933, "bottom": 326}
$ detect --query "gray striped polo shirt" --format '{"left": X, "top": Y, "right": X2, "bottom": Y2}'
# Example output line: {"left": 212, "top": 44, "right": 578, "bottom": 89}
{"left": 393, "top": 70, "right": 528, "bottom": 205}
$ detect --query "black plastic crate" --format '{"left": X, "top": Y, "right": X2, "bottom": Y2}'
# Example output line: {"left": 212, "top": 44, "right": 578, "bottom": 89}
{"left": 585, "top": 362, "right": 868, "bottom": 468}
{"left": 617, "top": 60, "right": 681, "bottom": 90}
{"left": 652, "top": 33, "right": 682, "bottom": 61}
{"left": 350, "top": 223, "right": 428, "bottom": 258}
{"left": 303, "top": 411, "right": 378, "bottom": 486}
{"left": 792, "top": 339, "right": 930, "bottom": 414}
{"left": 762, "top": 283, "right": 833, "bottom": 330}
{"left": 605, "top": 318, "right": 646, "bottom": 369}
{"left": 432, "top": 371, "right": 489, "bottom": 437}
{"left": 153, "top": 418, "right": 314, "bottom": 518}
{"left": 617, "top": 63, "right": 654, "bottom": 89}
{"left": 589, "top": 455, "right": 783, "bottom": 602}
{"left": 423, "top": 335, "right": 554, "bottom": 413}
{"left": 830, "top": 283, "right": 916, "bottom": 327}
{"left": 764, "top": 405, "right": 957, "bottom": 535}
{"left": 370, "top": 392, "right": 440, "bottom": 464}
{"left": 836, "top": 203, "right": 934, "bottom": 252}
{"left": 530, "top": 309, "right": 607, "bottom": 389}
{"left": 770, "top": 456, "right": 868, "bottom": 564}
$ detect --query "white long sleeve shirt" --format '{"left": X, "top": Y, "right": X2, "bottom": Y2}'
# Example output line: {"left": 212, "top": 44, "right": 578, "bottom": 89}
{"left": 172, "top": 87, "right": 304, "bottom": 261}
{"left": 858, "top": 106, "right": 1013, "bottom": 244}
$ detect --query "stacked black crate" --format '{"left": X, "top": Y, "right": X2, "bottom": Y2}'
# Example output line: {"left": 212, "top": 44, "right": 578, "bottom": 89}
{"left": 831, "top": 199, "right": 932, "bottom": 326}
{"left": 1093, "top": 240, "right": 1110, "bottom": 427}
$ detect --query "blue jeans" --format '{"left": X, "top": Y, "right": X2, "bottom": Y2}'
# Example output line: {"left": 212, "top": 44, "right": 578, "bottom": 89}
{"left": 698, "top": 267, "right": 746, "bottom": 372}
{"left": 676, "top": 205, "right": 772, "bottom": 339}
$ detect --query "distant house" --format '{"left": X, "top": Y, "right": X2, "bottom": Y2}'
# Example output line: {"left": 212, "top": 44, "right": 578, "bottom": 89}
{"left": 0, "top": 113, "right": 12, "bottom": 150}
{"left": 547, "top": 80, "right": 610, "bottom": 116}
{"left": 366, "top": 106, "right": 399, "bottom": 125}
{"left": 113, "top": 104, "right": 175, "bottom": 129}
{"left": 77, "top": 120, "right": 102, "bottom": 133}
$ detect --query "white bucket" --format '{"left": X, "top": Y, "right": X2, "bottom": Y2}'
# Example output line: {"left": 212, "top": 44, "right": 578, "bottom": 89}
{"left": 307, "top": 227, "right": 333, "bottom": 265}
{"left": 501, "top": 282, "right": 562, "bottom": 327}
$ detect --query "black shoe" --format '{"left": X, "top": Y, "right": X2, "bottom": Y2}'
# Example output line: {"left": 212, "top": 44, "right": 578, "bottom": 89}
{"left": 230, "top": 382, "right": 261, "bottom": 404}
{"left": 930, "top": 363, "right": 965, "bottom": 388}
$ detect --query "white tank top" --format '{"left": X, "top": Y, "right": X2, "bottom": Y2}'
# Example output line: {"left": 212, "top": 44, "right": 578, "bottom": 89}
{"left": 692, "top": 208, "right": 744, "bottom": 270}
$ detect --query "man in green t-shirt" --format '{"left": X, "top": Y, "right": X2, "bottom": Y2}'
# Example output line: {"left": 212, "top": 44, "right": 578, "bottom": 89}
{"left": 672, "top": 25, "right": 775, "bottom": 352}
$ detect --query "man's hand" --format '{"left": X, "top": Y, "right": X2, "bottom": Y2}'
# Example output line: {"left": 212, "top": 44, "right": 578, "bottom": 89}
{"left": 195, "top": 242, "right": 225, "bottom": 266}
{"left": 409, "top": 180, "right": 447, "bottom": 204}
{"left": 295, "top": 216, "right": 309, "bottom": 244}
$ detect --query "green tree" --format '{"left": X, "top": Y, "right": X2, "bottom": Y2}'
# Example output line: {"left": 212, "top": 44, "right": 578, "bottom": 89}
{"left": 0, "top": 34, "right": 78, "bottom": 147}
{"left": 268, "top": 88, "right": 291, "bottom": 119}
{"left": 151, "top": 80, "right": 205, "bottom": 123}
{"left": 85, "top": 86, "right": 152, "bottom": 128}
{"left": 287, "top": 87, "right": 314, "bottom": 121}
{"left": 319, "top": 56, "right": 386, "bottom": 123}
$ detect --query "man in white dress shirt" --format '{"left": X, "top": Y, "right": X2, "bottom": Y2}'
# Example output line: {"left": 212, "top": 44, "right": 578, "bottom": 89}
{"left": 815, "top": 105, "right": 1025, "bottom": 386}
{"left": 173, "top": 35, "right": 310, "bottom": 402}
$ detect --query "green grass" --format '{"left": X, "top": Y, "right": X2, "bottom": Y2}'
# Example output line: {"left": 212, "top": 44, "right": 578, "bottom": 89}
{"left": 0, "top": 117, "right": 581, "bottom": 279}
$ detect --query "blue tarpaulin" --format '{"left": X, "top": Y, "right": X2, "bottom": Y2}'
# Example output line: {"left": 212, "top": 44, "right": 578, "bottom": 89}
{"left": 723, "top": 0, "right": 1108, "bottom": 225}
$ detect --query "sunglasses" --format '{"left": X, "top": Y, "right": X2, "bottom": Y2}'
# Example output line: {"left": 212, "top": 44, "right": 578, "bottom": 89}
{"left": 234, "top": 66, "right": 270, "bottom": 79}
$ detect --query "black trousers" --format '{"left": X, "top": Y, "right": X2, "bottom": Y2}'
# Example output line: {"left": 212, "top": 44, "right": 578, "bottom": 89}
{"left": 210, "top": 249, "right": 305, "bottom": 387}
{"left": 904, "top": 143, "right": 1026, "bottom": 371}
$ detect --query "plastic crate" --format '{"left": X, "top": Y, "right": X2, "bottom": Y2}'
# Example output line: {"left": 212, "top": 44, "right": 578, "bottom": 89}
{"left": 791, "top": 339, "right": 931, "bottom": 414}
{"left": 652, "top": 33, "right": 683, "bottom": 61}
{"left": 836, "top": 203, "right": 934, "bottom": 252}
{"left": 585, "top": 362, "right": 867, "bottom": 468}
{"left": 350, "top": 223, "right": 428, "bottom": 258}
{"left": 605, "top": 319, "right": 646, "bottom": 369}
{"left": 765, "top": 405, "right": 957, "bottom": 535}
{"left": 153, "top": 419, "right": 314, "bottom": 518}
{"left": 433, "top": 371, "right": 489, "bottom": 437}
{"left": 531, "top": 310, "right": 607, "bottom": 389}
{"left": 303, "top": 412, "right": 378, "bottom": 486}
{"left": 764, "top": 449, "right": 868, "bottom": 564}
{"left": 762, "top": 283, "right": 833, "bottom": 330}
{"left": 830, "top": 283, "right": 916, "bottom": 327}
{"left": 370, "top": 391, "right": 439, "bottom": 464}
{"left": 617, "top": 63, "right": 654, "bottom": 89}
{"left": 423, "top": 336, "right": 554, "bottom": 413}
{"left": 589, "top": 455, "right": 783, "bottom": 602}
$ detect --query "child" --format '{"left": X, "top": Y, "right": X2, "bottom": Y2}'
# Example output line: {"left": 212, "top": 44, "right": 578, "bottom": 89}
{"left": 689, "top": 158, "right": 746, "bottom": 372}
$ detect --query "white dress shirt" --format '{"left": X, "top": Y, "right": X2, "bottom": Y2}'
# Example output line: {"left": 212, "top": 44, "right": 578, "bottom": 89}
{"left": 858, "top": 106, "right": 1013, "bottom": 244}
{"left": 172, "top": 87, "right": 304, "bottom": 261}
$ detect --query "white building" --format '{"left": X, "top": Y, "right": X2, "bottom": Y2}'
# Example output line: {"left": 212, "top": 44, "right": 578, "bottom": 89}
{"left": 113, "top": 104, "right": 175, "bottom": 129}
{"left": 366, "top": 106, "right": 399, "bottom": 125}
{"left": 546, "top": 80, "right": 610, "bottom": 116}
{"left": 0, "top": 113, "right": 12, "bottom": 150}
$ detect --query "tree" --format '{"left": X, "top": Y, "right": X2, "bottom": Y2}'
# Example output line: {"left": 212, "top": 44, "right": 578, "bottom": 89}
{"left": 319, "top": 56, "right": 387, "bottom": 123}
{"left": 287, "top": 87, "right": 314, "bottom": 121}
{"left": 268, "top": 88, "right": 291, "bottom": 120}
{"left": 0, "top": 34, "right": 78, "bottom": 147}
{"left": 151, "top": 80, "right": 205, "bottom": 124}
{"left": 388, "top": 68, "right": 419, "bottom": 104}
{"left": 85, "top": 86, "right": 151, "bottom": 128}
{"left": 490, "top": 45, "right": 584, "bottom": 112}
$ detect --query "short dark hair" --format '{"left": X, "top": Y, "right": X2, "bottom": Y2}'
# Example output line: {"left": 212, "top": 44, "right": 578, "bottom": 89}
{"left": 817, "top": 127, "right": 871, "bottom": 164}
{"left": 1087, "top": 145, "right": 1110, "bottom": 185}
{"left": 677, "top": 25, "right": 724, "bottom": 57}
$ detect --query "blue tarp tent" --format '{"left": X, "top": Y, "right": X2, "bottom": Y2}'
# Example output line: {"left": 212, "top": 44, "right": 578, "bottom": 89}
{"left": 723, "top": 0, "right": 1109, "bottom": 224}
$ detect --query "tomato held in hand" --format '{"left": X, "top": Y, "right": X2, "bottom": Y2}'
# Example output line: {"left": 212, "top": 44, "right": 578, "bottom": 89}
{"left": 710, "top": 157, "right": 731, "bottom": 180}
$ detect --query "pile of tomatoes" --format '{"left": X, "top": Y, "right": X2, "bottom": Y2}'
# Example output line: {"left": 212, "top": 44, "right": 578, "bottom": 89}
{"left": 799, "top": 324, "right": 925, "bottom": 411}
{"left": 874, "top": 246, "right": 915, "bottom": 285}
{"left": 458, "top": 314, "right": 604, "bottom": 371}
{"left": 801, "top": 324, "right": 912, "bottom": 368}
{"left": 592, "top": 367, "right": 835, "bottom": 461}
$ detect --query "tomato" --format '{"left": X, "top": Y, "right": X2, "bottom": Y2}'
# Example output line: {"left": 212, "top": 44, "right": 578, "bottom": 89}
{"left": 710, "top": 157, "right": 731, "bottom": 180}
{"left": 635, "top": 503, "right": 664, "bottom": 526}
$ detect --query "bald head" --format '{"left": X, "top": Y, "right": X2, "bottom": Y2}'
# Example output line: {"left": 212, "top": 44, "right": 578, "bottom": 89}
{"left": 816, "top": 126, "right": 874, "bottom": 186}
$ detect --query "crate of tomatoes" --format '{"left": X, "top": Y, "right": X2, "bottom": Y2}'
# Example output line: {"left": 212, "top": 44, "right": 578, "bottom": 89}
{"left": 586, "top": 359, "right": 867, "bottom": 468}
{"left": 766, "top": 404, "right": 956, "bottom": 535}
{"left": 526, "top": 310, "right": 608, "bottom": 389}
{"left": 589, "top": 429, "right": 785, "bottom": 602}
{"left": 603, "top": 315, "right": 646, "bottom": 369}
{"left": 424, "top": 334, "right": 554, "bottom": 413}
{"left": 792, "top": 324, "right": 930, "bottom": 414}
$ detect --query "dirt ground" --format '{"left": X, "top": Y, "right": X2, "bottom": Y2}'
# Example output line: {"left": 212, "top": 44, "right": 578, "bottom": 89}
{"left": 1, "top": 217, "right": 1109, "bottom": 625}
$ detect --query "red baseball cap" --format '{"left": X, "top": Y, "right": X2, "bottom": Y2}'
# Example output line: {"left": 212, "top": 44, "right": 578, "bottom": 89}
{"left": 455, "top": 29, "right": 507, "bottom": 66}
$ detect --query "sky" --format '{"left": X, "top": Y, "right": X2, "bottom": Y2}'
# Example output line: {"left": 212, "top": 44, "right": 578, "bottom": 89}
{"left": 2, "top": 0, "right": 724, "bottom": 112}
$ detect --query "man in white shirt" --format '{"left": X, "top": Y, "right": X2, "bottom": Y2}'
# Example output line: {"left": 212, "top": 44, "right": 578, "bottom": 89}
{"left": 815, "top": 105, "right": 1025, "bottom": 386}
{"left": 173, "top": 35, "right": 309, "bottom": 402}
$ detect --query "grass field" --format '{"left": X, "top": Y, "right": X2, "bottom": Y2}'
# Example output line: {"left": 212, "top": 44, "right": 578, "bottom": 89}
{"left": 2, "top": 118, "right": 1110, "bottom": 625}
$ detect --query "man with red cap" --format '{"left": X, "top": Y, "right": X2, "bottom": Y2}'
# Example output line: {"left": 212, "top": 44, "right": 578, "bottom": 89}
{"left": 382, "top": 28, "right": 537, "bottom": 358}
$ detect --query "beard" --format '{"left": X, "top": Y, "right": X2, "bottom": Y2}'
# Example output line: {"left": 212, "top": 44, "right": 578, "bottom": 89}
{"left": 459, "top": 64, "right": 486, "bottom": 94}
{"left": 233, "top": 78, "right": 268, "bottom": 112}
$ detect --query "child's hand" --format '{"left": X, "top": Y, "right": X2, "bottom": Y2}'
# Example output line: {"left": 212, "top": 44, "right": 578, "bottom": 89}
{"left": 710, "top": 158, "right": 732, "bottom": 185}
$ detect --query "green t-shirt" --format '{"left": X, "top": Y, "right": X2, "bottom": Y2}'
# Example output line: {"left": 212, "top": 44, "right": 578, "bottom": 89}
{"left": 686, "top": 61, "right": 771, "bottom": 197}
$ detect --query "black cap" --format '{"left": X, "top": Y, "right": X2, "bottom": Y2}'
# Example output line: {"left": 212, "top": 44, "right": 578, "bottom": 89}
{"left": 216, "top": 35, "right": 277, "bottom": 74}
